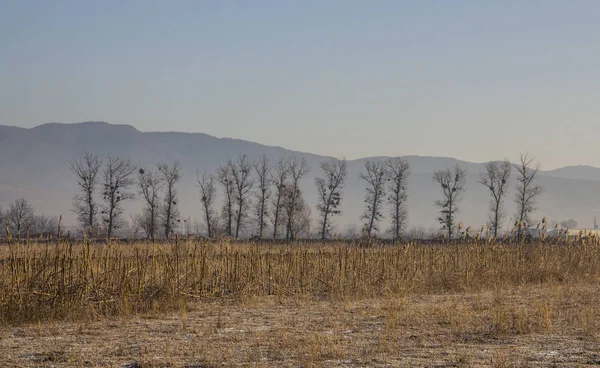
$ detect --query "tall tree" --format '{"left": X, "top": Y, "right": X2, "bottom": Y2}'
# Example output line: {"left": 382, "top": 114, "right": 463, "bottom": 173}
{"left": 386, "top": 157, "right": 410, "bottom": 240}
{"left": 7, "top": 198, "right": 35, "bottom": 240}
{"left": 270, "top": 157, "right": 290, "bottom": 239}
{"left": 282, "top": 186, "right": 312, "bottom": 239}
{"left": 197, "top": 171, "right": 217, "bottom": 238}
{"left": 158, "top": 161, "right": 182, "bottom": 237}
{"left": 315, "top": 158, "right": 347, "bottom": 240}
{"left": 433, "top": 165, "right": 467, "bottom": 239}
{"left": 138, "top": 167, "right": 164, "bottom": 240}
{"left": 478, "top": 160, "right": 512, "bottom": 238}
{"left": 360, "top": 159, "right": 387, "bottom": 237}
{"left": 216, "top": 163, "right": 235, "bottom": 237}
{"left": 514, "top": 153, "right": 543, "bottom": 239}
{"left": 70, "top": 152, "right": 102, "bottom": 233}
{"left": 230, "top": 155, "right": 254, "bottom": 239}
{"left": 253, "top": 155, "right": 271, "bottom": 239}
{"left": 101, "top": 155, "right": 137, "bottom": 239}
{"left": 285, "top": 157, "right": 309, "bottom": 240}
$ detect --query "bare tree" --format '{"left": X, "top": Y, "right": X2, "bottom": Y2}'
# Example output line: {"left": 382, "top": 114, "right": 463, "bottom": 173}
{"left": 7, "top": 198, "right": 35, "bottom": 240}
{"left": 559, "top": 219, "right": 577, "bottom": 229}
{"left": 285, "top": 157, "right": 309, "bottom": 240}
{"left": 315, "top": 158, "right": 347, "bottom": 240}
{"left": 31, "top": 215, "right": 58, "bottom": 237}
{"left": 138, "top": 167, "right": 164, "bottom": 240}
{"left": 360, "top": 159, "right": 387, "bottom": 237}
{"left": 514, "top": 153, "right": 543, "bottom": 238}
{"left": 216, "top": 163, "right": 235, "bottom": 237}
{"left": 0, "top": 206, "right": 4, "bottom": 230}
{"left": 282, "top": 186, "right": 312, "bottom": 239}
{"left": 129, "top": 213, "right": 145, "bottom": 239}
{"left": 158, "top": 161, "right": 182, "bottom": 237}
{"left": 230, "top": 155, "right": 254, "bottom": 239}
{"left": 70, "top": 152, "right": 102, "bottom": 233}
{"left": 478, "top": 160, "right": 511, "bottom": 238}
{"left": 386, "top": 157, "right": 409, "bottom": 240}
{"left": 270, "top": 157, "right": 290, "bottom": 239}
{"left": 197, "top": 171, "right": 217, "bottom": 238}
{"left": 433, "top": 165, "right": 467, "bottom": 239}
{"left": 253, "top": 155, "right": 271, "bottom": 239}
{"left": 132, "top": 211, "right": 151, "bottom": 239}
{"left": 101, "top": 155, "right": 137, "bottom": 239}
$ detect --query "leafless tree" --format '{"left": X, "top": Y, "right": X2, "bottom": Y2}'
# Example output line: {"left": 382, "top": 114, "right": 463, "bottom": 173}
{"left": 270, "top": 157, "right": 290, "bottom": 239}
{"left": 129, "top": 213, "right": 144, "bottom": 239}
{"left": 281, "top": 185, "right": 312, "bottom": 239}
{"left": 132, "top": 211, "right": 152, "bottom": 239}
{"left": 0, "top": 206, "right": 4, "bottom": 230}
{"left": 386, "top": 157, "right": 409, "bottom": 240}
{"left": 230, "top": 155, "right": 254, "bottom": 239}
{"left": 138, "top": 167, "right": 164, "bottom": 240}
{"left": 514, "top": 153, "right": 543, "bottom": 238}
{"left": 253, "top": 155, "right": 271, "bottom": 239}
{"left": 285, "top": 157, "right": 309, "bottom": 240}
{"left": 315, "top": 158, "right": 347, "bottom": 240}
{"left": 216, "top": 163, "right": 235, "bottom": 237}
{"left": 478, "top": 160, "right": 511, "bottom": 238}
{"left": 197, "top": 171, "right": 217, "bottom": 238}
{"left": 560, "top": 218, "right": 577, "bottom": 229}
{"left": 433, "top": 165, "right": 467, "bottom": 239}
{"left": 360, "top": 159, "right": 387, "bottom": 237}
{"left": 31, "top": 215, "right": 59, "bottom": 237}
{"left": 7, "top": 198, "right": 35, "bottom": 240}
{"left": 101, "top": 155, "right": 137, "bottom": 239}
{"left": 70, "top": 152, "right": 102, "bottom": 233}
{"left": 158, "top": 161, "right": 182, "bottom": 237}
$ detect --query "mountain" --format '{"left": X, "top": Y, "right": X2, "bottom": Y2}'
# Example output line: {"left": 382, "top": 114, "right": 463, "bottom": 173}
{"left": 543, "top": 165, "right": 600, "bottom": 182}
{"left": 1, "top": 122, "right": 600, "bottom": 235}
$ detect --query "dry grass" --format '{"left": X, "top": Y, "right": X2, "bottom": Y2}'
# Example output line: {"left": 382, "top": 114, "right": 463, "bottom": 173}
{"left": 1, "top": 238, "right": 600, "bottom": 366}
{"left": 1, "top": 284, "right": 600, "bottom": 366}
{"left": 2, "top": 238, "right": 600, "bottom": 325}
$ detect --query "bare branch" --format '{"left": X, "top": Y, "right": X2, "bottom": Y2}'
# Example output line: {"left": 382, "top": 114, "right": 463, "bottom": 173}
{"left": 101, "top": 155, "right": 137, "bottom": 239}
{"left": 478, "top": 160, "right": 511, "bottom": 238}
{"left": 315, "top": 157, "right": 347, "bottom": 240}
{"left": 157, "top": 161, "right": 182, "bottom": 237}
{"left": 386, "top": 157, "right": 409, "bottom": 240}
{"left": 360, "top": 159, "right": 387, "bottom": 237}
{"left": 433, "top": 165, "right": 467, "bottom": 239}
{"left": 70, "top": 152, "right": 102, "bottom": 233}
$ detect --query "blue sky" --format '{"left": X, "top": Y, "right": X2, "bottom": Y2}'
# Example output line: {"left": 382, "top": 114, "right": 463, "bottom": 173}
{"left": 2, "top": 1, "right": 600, "bottom": 168}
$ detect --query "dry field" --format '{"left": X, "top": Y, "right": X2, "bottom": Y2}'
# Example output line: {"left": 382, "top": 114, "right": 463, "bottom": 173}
{"left": 1, "top": 239, "right": 600, "bottom": 367}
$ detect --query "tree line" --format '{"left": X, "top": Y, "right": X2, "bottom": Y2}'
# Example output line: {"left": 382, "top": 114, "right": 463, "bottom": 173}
{"left": 0, "top": 198, "right": 59, "bottom": 240}
{"left": 434, "top": 153, "right": 543, "bottom": 240}
{"left": 66, "top": 153, "right": 412, "bottom": 240}
{"left": 1, "top": 152, "right": 547, "bottom": 240}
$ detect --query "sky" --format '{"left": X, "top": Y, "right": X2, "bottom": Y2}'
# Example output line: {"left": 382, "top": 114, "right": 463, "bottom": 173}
{"left": 1, "top": 1, "right": 600, "bottom": 169}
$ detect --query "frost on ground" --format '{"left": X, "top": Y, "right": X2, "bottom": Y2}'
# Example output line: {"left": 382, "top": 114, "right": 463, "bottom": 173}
{"left": 1, "top": 283, "right": 600, "bottom": 367}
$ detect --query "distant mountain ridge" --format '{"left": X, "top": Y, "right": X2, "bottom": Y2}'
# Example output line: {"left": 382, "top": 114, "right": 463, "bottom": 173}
{"left": 2, "top": 122, "right": 600, "bottom": 234}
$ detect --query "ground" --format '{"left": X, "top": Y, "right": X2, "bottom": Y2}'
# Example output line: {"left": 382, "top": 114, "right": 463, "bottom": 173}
{"left": 2, "top": 283, "right": 600, "bottom": 367}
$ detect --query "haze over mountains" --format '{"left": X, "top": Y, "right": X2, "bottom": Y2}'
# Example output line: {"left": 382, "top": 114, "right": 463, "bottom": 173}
{"left": 1, "top": 122, "right": 600, "bottom": 235}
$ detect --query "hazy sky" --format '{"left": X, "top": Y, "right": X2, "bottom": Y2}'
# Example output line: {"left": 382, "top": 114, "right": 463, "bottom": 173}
{"left": 2, "top": 1, "right": 600, "bottom": 169}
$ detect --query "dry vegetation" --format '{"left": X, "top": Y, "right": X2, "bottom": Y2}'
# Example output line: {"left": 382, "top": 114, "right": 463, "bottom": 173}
{"left": 2, "top": 238, "right": 600, "bottom": 366}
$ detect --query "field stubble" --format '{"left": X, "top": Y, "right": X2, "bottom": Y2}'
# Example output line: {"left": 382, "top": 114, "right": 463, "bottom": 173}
{"left": 1, "top": 239, "right": 600, "bottom": 366}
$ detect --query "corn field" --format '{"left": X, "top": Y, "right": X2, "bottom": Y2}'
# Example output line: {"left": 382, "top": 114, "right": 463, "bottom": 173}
{"left": 2, "top": 237, "right": 600, "bottom": 325}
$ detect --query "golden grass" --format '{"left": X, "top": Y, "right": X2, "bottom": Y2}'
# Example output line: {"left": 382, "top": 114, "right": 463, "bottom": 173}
{"left": 2, "top": 237, "right": 600, "bottom": 325}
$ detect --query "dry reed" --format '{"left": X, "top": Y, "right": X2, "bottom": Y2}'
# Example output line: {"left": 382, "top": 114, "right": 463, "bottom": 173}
{"left": 1, "top": 237, "right": 600, "bottom": 325}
